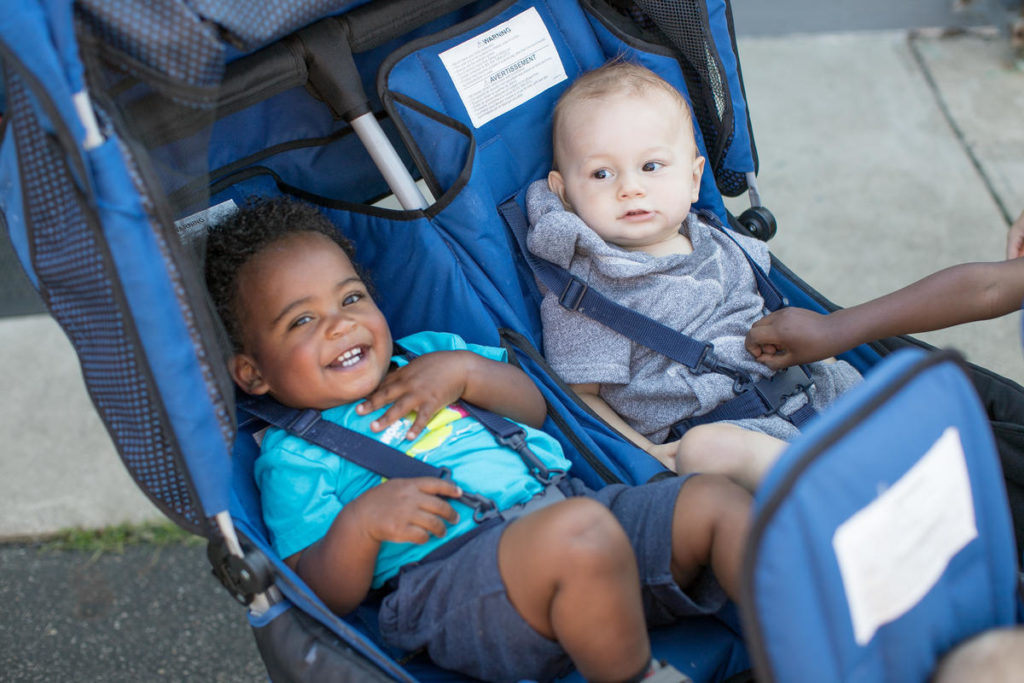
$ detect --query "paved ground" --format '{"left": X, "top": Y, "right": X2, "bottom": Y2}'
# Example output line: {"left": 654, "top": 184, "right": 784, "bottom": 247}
{"left": 0, "top": 542, "right": 265, "bottom": 682}
{"left": 1, "top": 10, "right": 1022, "bottom": 683}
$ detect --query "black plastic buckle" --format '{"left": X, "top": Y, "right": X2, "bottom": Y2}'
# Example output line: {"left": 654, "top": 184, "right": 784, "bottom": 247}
{"left": 558, "top": 277, "right": 588, "bottom": 311}
{"left": 503, "top": 431, "right": 566, "bottom": 485}
{"left": 466, "top": 493, "right": 501, "bottom": 523}
{"left": 440, "top": 467, "right": 501, "bottom": 522}
{"left": 696, "top": 344, "right": 753, "bottom": 392}
{"left": 207, "top": 537, "right": 274, "bottom": 607}
{"left": 694, "top": 343, "right": 717, "bottom": 374}
{"left": 752, "top": 365, "right": 814, "bottom": 416}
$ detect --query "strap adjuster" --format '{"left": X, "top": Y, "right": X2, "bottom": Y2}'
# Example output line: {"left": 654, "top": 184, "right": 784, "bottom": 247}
{"left": 695, "top": 344, "right": 753, "bottom": 392}
{"left": 558, "top": 277, "right": 588, "bottom": 311}
{"left": 495, "top": 430, "right": 564, "bottom": 485}
{"left": 285, "top": 408, "right": 320, "bottom": 435}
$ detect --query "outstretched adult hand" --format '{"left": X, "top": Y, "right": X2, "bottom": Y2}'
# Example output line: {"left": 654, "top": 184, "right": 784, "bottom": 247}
{"left": 746, "top": 307, "right": 838, "bottom": 370}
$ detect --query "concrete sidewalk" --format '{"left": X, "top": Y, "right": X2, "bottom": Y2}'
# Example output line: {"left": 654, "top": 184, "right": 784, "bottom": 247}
{"left": 1, "top": 23, "right": 1023, "bottom": 683}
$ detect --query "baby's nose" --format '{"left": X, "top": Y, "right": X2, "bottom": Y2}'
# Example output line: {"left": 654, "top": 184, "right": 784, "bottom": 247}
{"left": 618, "top": 177, "right": 644, "bottom": 198}
{"left": 326, "top": 312, "right": 355, "bottom": 337}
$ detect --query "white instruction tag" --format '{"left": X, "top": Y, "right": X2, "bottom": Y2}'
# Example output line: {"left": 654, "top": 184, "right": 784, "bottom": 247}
{"left": 439, "top": 7, "right": 567, "bottom": 128}
{"left": 174, "top": 199, "right": 238, "bottom": 244}
{"left": 832, "top": 427, "right": 977, "bottom": 645}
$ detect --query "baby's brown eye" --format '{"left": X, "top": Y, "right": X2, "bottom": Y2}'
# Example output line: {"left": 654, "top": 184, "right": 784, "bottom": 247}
{"left": 592, "top": 169, "right": 609, "bottom": 180}
{"left": 642, "top": 161, "right": 663, "bottom": 172}
{"left": 290, "top": 315, "right": 313, "bottom": 329}
{"left": 342, "top": 292, "right": 364, "bottom": 306}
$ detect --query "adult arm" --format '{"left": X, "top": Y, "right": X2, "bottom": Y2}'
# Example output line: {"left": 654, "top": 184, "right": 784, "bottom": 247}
{"left": 746, "top": 257, "right": 1024, "bottom": 369}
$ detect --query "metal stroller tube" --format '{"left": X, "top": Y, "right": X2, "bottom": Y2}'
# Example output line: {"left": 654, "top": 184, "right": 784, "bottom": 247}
{"left": 298, "top": 17, "right": 431, "bottom": 209}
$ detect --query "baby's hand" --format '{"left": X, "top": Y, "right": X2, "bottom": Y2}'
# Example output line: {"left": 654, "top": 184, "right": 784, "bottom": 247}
{"left": 1007, "top": 210, "right": 1024, "bottom": 260}
{"left": 646, "top": 441, "right": 679, "bottom": 471}
{"left": 349, "top": 477, "right": 462, "bottom": 545}
{"left": 356, "top": 351, "right": 472, "bottom": 440}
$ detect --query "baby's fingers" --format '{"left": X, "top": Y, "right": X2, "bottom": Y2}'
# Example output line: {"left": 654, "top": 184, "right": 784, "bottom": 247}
{"left": 402, "top": 405, "right": 441, "bottom": 441}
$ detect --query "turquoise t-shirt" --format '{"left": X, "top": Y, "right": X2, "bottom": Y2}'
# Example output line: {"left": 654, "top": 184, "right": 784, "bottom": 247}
{"left": 254, "top": 331, "right": 571, "bottom": 589}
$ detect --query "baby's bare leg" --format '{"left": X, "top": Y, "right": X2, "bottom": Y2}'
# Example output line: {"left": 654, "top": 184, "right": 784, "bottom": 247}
{"left": 669, "top": 473, "right": 752, "bottom": 601}
{"left": 498, "top": 498, "right": 651, "bottom": 683}
{"left": 675, "top": 423, "right": 786, "bottom": 491}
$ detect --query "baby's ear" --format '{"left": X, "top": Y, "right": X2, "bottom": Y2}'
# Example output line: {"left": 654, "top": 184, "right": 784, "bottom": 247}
{"left": 547, "top": 170, "right": 570, "bottom": 209}
{"left": 690, "top": 155, "right": 706, "bottom": 203}
{"left": 230, "top": 353, "right": 270, "bottom": 396}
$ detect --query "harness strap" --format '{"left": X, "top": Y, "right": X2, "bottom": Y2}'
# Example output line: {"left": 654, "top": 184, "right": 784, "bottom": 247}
{"left": 667, "top": 364, "right": 816, "bottom": 441}
{"left": 384, "top": 478, "right": 572, "bottom": 592}
{"left": 238, "top": 388, "right": 565, "bottom": 522}
{"left": 498, "top": 198, "right": 816, "bottom": 431}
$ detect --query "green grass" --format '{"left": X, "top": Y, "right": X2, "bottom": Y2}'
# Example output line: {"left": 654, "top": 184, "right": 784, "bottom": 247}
{"left": 41, "top": 521, "right": 203, "bottom": 554}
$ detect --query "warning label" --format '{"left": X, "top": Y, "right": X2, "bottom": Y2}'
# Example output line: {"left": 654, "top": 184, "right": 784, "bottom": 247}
{"left": 439, "top": 7, "right": 567, "bottom": 128}
{"left": 832, "top": 426, "right": 978, "bottom": 645}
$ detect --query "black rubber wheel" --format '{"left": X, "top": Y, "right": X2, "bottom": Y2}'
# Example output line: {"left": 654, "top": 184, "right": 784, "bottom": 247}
{"left": 738, "top": 206, "right": 777, "bottom": 242}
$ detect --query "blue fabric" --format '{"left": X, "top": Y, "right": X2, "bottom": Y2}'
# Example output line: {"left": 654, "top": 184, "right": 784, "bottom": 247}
{"left": 705, "top": 0, "right": 755, "bottom": 181}
{"left": 255, "top": 331, "right": 571, "bottom": 588}
{"left": 746, "top": 350, "right": 1019, "bottom": 683}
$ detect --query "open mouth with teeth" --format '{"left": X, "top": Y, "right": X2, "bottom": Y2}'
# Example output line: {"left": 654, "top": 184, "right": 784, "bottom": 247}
{"left": 330, "top": 346, "right": 366, "bottom": 369}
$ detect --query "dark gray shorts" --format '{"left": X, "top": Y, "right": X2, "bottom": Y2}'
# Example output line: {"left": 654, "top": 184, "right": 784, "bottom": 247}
{"left": 377, "top": 475, "right": 727, "bottom": 683}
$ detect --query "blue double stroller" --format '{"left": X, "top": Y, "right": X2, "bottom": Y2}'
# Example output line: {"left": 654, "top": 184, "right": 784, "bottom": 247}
{"left": 2, "top": 1, "right": 1022, "bottom": 680}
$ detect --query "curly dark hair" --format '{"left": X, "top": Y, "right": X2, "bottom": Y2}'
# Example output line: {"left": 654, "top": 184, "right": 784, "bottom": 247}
{"left": 204, "top": 197, "right": 358, "bottom": 352}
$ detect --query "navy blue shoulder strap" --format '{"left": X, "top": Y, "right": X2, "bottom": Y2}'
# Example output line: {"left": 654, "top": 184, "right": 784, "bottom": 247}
{"left": 237, "top": 393, "right": 443, "bottom": 480}
{"left": 499, "top": 198, "right": 815, "bottom": 431}
{"left": 499, "top": 199, "right": 786, "bottom": 374}
{"left": 237, "top": 393, "right": 505, "bottom": 520}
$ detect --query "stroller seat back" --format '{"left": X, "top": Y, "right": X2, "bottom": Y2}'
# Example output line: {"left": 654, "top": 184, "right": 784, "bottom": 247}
{"left": 741, "top": 348, "right": 1022, "bottom": 682}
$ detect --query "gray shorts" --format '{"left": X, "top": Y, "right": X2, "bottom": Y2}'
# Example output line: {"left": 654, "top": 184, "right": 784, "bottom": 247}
{"left": 377, "top": 475, "right": 727, "bottom": 683}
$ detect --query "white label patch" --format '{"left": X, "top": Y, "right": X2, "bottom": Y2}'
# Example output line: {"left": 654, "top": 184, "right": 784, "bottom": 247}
{"left": 174, "top": 199, "right": 238, "bottom": 243}
{"left": 832, "top": 426, "right": 977, "bottom": 645}
{"left": 439, "top": 7, "right": 567, "bottom": 128}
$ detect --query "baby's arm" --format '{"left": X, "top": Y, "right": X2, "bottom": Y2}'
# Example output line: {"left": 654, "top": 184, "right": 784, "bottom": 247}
{"left": 570, "top": 383, "right": 676, "bottom": 470}
{"left": 747, "top": 257, "right": 1024, "bottom": 370}
{"left": 287, "top": 476, "right": 462, "bottom": 615}
{"left": 357, "top": 350, "right": 547, "bottom": 439}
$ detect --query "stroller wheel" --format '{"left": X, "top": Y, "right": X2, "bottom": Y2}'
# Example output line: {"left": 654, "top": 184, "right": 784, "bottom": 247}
{"left": 738, "top": 206, "right": 777, "bottom": 242}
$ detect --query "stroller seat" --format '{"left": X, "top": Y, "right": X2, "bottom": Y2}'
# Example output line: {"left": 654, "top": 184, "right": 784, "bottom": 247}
{"left": 2, "top": 1, "right": 1022, "bottom": 681}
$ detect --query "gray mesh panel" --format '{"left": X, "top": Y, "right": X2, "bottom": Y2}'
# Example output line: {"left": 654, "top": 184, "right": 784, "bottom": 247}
{"left": 8, "top": 72, "right": 204, "bottom": 532}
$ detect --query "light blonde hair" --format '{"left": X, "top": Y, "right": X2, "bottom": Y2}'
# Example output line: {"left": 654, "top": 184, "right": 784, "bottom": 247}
{"left": 551, "top": 61, "right": 695, "bottom": 170}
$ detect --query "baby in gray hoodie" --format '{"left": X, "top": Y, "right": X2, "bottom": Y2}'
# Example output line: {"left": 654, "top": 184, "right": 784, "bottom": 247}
{"left": 526, "top": 61, "right": 860, "bottom": 490}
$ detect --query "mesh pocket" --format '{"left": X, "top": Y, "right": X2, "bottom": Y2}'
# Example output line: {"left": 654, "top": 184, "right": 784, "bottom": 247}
{"left": 7, "top": 71, "right": 204, "bottom": 532}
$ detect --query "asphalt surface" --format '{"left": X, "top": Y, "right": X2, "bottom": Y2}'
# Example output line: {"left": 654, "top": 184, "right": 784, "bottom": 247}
{"left": 0, "top": 542, "right": 265, "bottom": 682}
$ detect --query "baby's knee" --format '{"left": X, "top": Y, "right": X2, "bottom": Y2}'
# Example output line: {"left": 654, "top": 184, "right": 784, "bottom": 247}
{"left": 678, "top": 472, "right": 752, "bottom": 521}
{"left": 545, "top": 498, "right": 632, "bottom": 568}
{"left": 675, "top": 424, "right": 734, "bottom": 473}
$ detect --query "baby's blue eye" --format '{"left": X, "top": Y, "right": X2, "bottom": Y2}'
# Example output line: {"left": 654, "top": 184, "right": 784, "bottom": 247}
{"left": 642, "top": 161, "right": 663, "bottom": 172}
{"left": 592, "top": 169, "right": 610, "bottom": 180}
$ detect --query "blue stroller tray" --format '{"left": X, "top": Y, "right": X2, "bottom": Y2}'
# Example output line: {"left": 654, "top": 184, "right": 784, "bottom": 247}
{"left": 2, "top": 1, "right": 1021, "bottom": 680}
